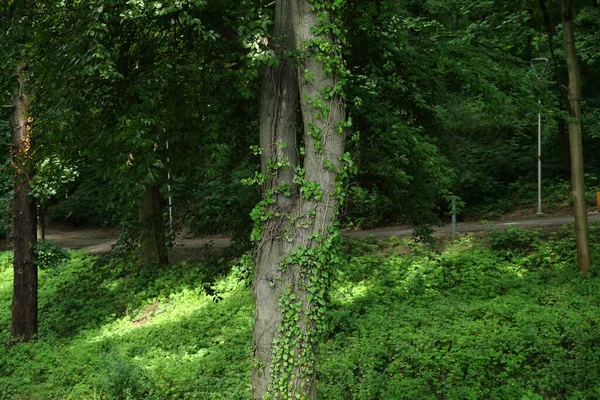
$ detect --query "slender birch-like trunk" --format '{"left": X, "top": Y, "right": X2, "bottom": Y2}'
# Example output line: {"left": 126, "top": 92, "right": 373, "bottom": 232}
{"left": 560, "top": 0, "right": 591, "bottom": 274}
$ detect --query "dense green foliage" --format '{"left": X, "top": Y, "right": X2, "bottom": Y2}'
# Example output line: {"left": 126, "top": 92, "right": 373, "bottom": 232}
{"left": 320, "top": 227, "right": 600, "bottom": 398}
{"left": 1, "top": 0, "right": 262, "bottom": 253}
{"left": 340, "top": 0, "right": 600, "bottom": 224}
{"left": 34, "top": 240, "right": 70, "bottom": 272}
{"left": 0, "top": 251, "right": 252, "bottom": 399}
{"left": 2, "top": 0, "right": 600, "bottom": 233}
{"left": 2, "top": 224, "right": 600, "bottom": 398}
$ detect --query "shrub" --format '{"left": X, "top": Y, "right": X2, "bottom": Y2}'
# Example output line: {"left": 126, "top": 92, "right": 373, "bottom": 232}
{"left": 487, "top": 226, "right": 541, "bottom": 256}
{"left": 320, "top": 231, "right": 600, "bottom": 399}
{"left": 96, "top": 352, "right": 157, "bottom": 400}
{"left": 4, "top": 225, "right": 600, "bottom": 399}
{"left": 0, "top": 251, "right": 12, "bottom": 272}
{"left": 35, "top": 240, "right": 70, "bottom": 272}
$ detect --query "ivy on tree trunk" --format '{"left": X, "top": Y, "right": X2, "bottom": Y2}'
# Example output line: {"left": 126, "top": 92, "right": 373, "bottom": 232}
{"left": 251, "top": 0, "right": 348, "bottom": 398}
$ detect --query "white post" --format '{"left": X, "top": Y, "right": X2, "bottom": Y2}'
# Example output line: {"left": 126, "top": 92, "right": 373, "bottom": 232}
{"left": 531, "top": 58, "right": 548, "bottom": 215}
{"left": 537, "top": 100, "right": 543, "bottom": 215}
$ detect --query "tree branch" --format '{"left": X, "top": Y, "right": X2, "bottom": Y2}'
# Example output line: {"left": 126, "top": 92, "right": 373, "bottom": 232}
{"left": 431, "top": 34, "right": 514, "bottom": 58}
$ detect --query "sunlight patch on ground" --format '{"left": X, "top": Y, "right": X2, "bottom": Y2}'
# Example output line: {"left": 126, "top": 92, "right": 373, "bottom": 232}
{"left": 331, "top": 281, "right": 369, "bottom": 305}
{"left": 87, "top": 276, "right": 242, "bottom": 343}
{"left": 0, "top": 269, "right": 11, "bottom": 292}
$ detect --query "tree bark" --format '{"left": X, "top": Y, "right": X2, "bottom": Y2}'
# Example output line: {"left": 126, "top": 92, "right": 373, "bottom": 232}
{"left": 138, "top": 183, "right": 168, "bottom": 267}
{"left": 560, "top": 0, "right": 591, "bottom": 274}
{"left": 10, "top": 66, "right": 38, "bottom": 343}
{"left": 252, "top": 0, "right": 300, "bottom": 397}
{"left": 252, "top": 0, "right": 346, "bottom": 398}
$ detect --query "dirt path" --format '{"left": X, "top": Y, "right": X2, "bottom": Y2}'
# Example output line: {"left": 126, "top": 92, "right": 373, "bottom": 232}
{"left": 2, "top": 211, "right": 597, "bottom": 256}
{"left": 44, "top": 227, "right": 118, "bottom": 253}
{"left": 19, "top": 211, "right": 596, "bottom": 256}
{"left": 40, "top": 228, "right": 232, "bottom": 261}
{"left": 345, "top": 211, "right": 600, "bottom": 240}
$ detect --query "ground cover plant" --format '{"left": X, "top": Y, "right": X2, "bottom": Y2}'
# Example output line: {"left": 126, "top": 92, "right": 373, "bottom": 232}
{"left": 0, "top": 250, "right": 253, "bottom": 400}
{"left": 2, "top": 224, "right": 600, "bottom": 399}
{"left": 320, "top": 225, "right": 600, "bottom": 399}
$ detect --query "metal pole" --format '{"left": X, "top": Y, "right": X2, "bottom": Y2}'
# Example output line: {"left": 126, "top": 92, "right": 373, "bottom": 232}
{"left": 451, "top": 197, "right": 457, "bottom": 239}
{"left": 537, "top": 100, "right": 543, "bottom": 215}
{"left": 531, "top": 58, "right": 548, "bottom": 215}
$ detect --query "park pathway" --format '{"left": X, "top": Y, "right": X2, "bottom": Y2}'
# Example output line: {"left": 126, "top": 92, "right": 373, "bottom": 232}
{"left": 36, "top": 211, "right": 600, "bottom": 255}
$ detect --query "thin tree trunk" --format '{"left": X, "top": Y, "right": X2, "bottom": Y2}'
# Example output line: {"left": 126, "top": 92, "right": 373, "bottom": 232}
{"left": 37, "top": 207, "right": 45, "bottom": 241}
{"left": 138, "top": 183, "right": 168, "bottom": 267}
{"left": 10, "top": 66, "right": 38, "bottom": 343}
{"left": 558, "top": 117, "right": 571, "bottom": 174}
{"left": 252, "top": 0, "right": 346, "bottom": 398}
{"left": 560, "top": 0, "right": 591, "bottom": 274}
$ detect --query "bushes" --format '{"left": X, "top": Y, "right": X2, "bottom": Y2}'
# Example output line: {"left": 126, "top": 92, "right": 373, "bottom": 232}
{"left": 96, "top": 352, "right": 158, "bottom": 400}
{"left": 319, "top": 228, "right": 600, "bottom": 399}
{"left": 35, "top": 240, "right": 70, "bottom": 272}
{"left": 48, "top": 169, "right": 120, "bottom": 227}
{"left": 0, "top": 252, "right": 12, "bottom": 272}
{"left": 3, "top": 226, "right": 600, "bottom": 398}
{"left": 0, "top": 250, "right": 253, "bottom": 400}
{"left": 487, "top": 226, "right": 541, "bottom": 255}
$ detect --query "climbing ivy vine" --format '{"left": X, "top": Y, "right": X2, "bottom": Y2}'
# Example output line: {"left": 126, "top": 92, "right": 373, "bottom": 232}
{"left": 249, "top": 0, "right": 352, "bottom": 398}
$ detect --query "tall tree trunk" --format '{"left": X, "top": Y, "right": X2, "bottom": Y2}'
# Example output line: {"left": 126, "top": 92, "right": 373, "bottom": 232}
{"left": 560, "top": 0, "right": 591, "bottom": 274}
{"left": 252, "top": 0, "right": 300, "bottom": 397}
{"left": 251, "top": 0, "right": 346, "bottom": 398}
{"left": 138, "top": 183, "right": 168, "bottom": 267}
{"left": 10, "top": 66, "right": 38, "bottom": 343}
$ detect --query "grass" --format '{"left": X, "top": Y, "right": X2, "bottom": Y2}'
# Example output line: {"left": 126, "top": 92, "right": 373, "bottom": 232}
{"left": 2, "top": 224, "right": 600, "bottom": 399}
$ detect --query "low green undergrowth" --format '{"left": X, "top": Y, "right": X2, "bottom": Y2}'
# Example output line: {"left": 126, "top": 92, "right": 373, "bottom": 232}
{"left": 320, "top": 225, "right": 600, "bottom": 399}
{"left": 1, "top": 224, "right": 600, "bottom": 399}
{"left": 0, "top": 251, "right": 252, "bottom": 400}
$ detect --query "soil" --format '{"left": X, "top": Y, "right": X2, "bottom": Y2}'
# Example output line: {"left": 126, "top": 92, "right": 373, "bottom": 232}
{"left": 0, "top": 226, "right": 232, "bottom": 262}
{"left": 344, "top": 211, "right": 600, "bottom": 239}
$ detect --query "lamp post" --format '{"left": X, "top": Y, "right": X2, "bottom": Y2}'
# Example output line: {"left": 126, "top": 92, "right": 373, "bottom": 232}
{"left": 531, "top": 58, "right": 549, "bottom": 215}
